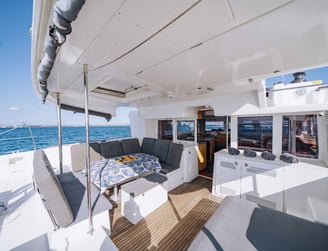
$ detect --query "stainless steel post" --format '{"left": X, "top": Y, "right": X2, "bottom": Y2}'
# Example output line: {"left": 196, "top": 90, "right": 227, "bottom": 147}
{"left": 226, "top": 116, "right": 229, "bottom": 148}
{"left": 84, "top": 64, "right": 93, "bottom": 234}
{"left": 56, "top": 93, "right": 63, "bottom": 174}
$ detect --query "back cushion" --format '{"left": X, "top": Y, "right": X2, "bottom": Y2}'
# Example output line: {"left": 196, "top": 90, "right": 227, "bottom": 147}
{"left": 99, "top": 140, "right": 123, "bottom": 158}
{"left": 33, "top": 150, "right": 73, "bottom": 227}
{"left": 121, "top": 138, "right": 141, "bottom": 155}
{"left": 141, "top": 137, "right": 156, "bottom": 155}
{"left": 70, "top": 143, "right": 101, "bottom": 172}
{"left": 89, "top": 141, "right": 101, "bottom": 154}
{"left": 152, "top": 139, "right": 171, "bottom": 162}
{"left": 166, "top": 142, "right": 184, "bottom": 169}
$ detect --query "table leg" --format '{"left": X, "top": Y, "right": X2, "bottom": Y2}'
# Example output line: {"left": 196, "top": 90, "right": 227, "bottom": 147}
{"left": 111, "top": 184, "right": 119, "bottom": 201}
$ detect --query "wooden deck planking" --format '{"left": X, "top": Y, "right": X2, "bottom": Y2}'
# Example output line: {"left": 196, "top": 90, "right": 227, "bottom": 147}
{"left": 110, "top": 177, "right": 223, "bottom": 250}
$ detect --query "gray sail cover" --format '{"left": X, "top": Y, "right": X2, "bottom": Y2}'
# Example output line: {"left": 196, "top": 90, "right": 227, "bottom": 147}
{"left": 37, "top": 0, "right": 86, "bottom": 103}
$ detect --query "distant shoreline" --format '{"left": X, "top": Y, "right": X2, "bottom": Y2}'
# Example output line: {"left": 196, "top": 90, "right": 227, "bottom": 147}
{"left": 0, "top": 124, "right": 130, "bottom": 128}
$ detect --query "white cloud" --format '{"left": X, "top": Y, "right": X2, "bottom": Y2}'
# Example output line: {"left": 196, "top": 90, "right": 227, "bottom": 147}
{"left": 8, "top": 107, "right": 21, "bottom": 112}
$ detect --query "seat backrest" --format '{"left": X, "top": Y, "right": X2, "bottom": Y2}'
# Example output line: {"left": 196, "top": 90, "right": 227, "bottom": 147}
{"left": 166, "top": 142, "right": 184, "bottom": 170}
{"left": 152, "top": 139, "right": 171, "bottom": 162}
{"left": 90, "top": 141, "right": 101, "bottom": 155}
{"left": 99, "top": 140, "right": 123, "bottom": 158}
{"left": 141, "top": 137, "right": 156, "bottom": 155}
{"left": 33, "top": 150, "right": 73, "bottom": 228}
{"left": 70, "top": 142, "right": 102, "bottom": 172}
{"left": 121, "top": 138, "right": 141, "bottom": 155}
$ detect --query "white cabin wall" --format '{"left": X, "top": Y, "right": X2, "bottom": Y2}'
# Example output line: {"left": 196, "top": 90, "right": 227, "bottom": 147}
{"left": 144, "top": 119, "right": 158, "bottom": 138}
{"left": 140, "top": 103, "right": 187, "bottom": 119}
{"left": 257, "top": 80, "right": 267, "bottom": 108}
{"left": 212, "top": 91, "right": 259, "bottom": 116}
{"left": 129, "top": 110, "right": 145, "bottom": 139}
{"left": 284, "top": 161, "right": 328, "bottom": 224}
{"left": 139, "top": 91, "right": 259, "bottom": 119}
{"left": 138, "top": 90, "right": 259, "bottom": 143}
{"left": 129, "top": 110, "right": 158, "bottom": 139}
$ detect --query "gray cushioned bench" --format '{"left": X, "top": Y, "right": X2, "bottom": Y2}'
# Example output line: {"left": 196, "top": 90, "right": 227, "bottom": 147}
{"left": 188, "top": 196, "right": 328, "bottom": 251}
{"left": 33, "top": 150, "right": 112, "bottom": 229}
{"left": 89, "top": 137, "right": 184, "bottom": 191}
{"left": 94, "top": 137, "right": 184, "bottom": 175}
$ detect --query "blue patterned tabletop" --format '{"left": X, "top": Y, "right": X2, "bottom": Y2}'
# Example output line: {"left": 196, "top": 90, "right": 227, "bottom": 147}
{"left": 82, "top": 153, "right": 161, "bottom": 191}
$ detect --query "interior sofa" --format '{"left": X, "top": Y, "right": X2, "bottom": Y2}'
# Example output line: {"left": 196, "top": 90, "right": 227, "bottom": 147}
{"left": 72, "top": 137, "right": 184, "bottom": 191}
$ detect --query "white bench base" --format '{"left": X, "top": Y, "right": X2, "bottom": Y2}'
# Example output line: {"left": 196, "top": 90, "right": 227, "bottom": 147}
{"left": 121, "top": 175, "right": 168, "bottom": 224}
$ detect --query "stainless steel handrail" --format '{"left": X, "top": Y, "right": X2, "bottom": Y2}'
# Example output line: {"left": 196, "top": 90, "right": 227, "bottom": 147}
{"left": 0, "top": 125, "right": 36, "bottom": 153}
{"left": 28, "top": 126, "right": 37, "bottom": 150}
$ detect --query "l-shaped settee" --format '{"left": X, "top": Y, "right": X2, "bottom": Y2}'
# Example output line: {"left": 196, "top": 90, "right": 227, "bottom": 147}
{"left": 70, "top": 137, "right": 185, "bottom": 191}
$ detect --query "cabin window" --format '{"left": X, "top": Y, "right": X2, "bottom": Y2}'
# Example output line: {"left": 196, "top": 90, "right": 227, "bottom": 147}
{"left": 238, "top": 116, "right": 273, "bottom": 151}
{"left": 158, "top": 120, "right": 173, "bottom": 140}
{"left": 282, "top": 115, "right": 318, "bottom": 159}
{"left": 177, "top": 120, "right": 195, "bottom": 141}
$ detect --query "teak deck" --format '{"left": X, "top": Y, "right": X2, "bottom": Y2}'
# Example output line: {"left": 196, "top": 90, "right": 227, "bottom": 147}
{"left": 109, "top": 176, "right": 223, "bottom": 250}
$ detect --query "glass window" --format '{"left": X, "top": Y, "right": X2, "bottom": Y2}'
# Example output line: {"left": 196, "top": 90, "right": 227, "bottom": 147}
{"left": 158, "top": 120, "right": 173, "bottom": 140}
{"left": 282, "top": 115, "right": 318, "bottom": 159}
{"left": 177, "top": 120, "right": 195, "bottom": 141}
{"left": 205, "top": 121, "right": 225, "bottom": 131}
{"left": 238, "top": 116, "right": 273, "bottom": 151}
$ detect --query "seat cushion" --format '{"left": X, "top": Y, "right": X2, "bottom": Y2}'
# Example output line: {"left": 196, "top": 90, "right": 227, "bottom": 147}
{"left": 100, "top": 140, "right": 123, "bottom": 158}
{"left": 152, "top": 139, "right": 170, "bottom": 162}
{"left": 121, "top": 138, "right": 141, "bottom": 155}
{"left": 141, "top": 137, "right": 156, "bottom": 155}
{"left": 160, "top": 162, "right": 179, "bottom": 174}
{"left": 189, "top": 197, "right": 328, "bottom": 251}
{"left": 166, "top": 142, "right": 183, "bottom": 169}
{"left": 33, "top": 150, "right": 73, "bottom": 228}
{"left": 57, "top": 172, "right": 86, "bottom": 221}
{"left": 57, "top": 172, "right": 113, "bottom": 225}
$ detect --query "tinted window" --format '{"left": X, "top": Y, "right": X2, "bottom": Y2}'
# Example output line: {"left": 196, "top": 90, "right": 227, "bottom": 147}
{"left": 158, "top": 120, "right": 173, "bottom": 140}
{"left": 177, "top": 120, "right": 195, "bottom": 141}
{"left": 238, "top": 116, "right": 273, "bottom": 151}
{"left": 282, "top": 115, "right": 318, "bottom": 159}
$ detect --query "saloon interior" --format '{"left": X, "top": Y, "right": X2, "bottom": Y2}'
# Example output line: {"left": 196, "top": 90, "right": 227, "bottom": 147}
{"left": 158, "top": 108, "right": 231, "bottom": 178}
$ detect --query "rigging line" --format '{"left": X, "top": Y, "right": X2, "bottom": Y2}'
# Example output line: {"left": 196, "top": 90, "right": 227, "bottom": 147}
{"left": 89, "top": 0, "right": 203, "bottom": 72}
{"left": 0, "top": 136, "right": 36, "bottom": 141}
{"left": 0, "top": 127, "right": 17, "bottom": 136}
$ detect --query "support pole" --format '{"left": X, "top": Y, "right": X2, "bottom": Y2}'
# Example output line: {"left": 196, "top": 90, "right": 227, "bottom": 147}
{"left": 83, "top": 64, "right": 93, "bottom": 234}
{"left": 226, "top": 116, "right": 229, "bottom": 148}
{"left": 56, "top": 93, "right": 63, "bottom": 174}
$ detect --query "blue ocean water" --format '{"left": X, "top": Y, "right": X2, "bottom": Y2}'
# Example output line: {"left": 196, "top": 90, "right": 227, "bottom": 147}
{"left": 0, "top": 126, "right": 131, "bottom": 155}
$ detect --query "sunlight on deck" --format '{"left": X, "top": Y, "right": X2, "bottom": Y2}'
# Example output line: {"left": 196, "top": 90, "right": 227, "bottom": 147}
{"left": 109, "top": 177, "right": 223, "bottom": 250}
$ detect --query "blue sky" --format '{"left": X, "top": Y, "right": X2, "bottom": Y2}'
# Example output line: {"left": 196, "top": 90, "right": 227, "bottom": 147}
{"left": 0, "top": 1, "right": 327, "bottom": 126}
{"left": 0, "top": 0, "right": 133, "bottom": 126}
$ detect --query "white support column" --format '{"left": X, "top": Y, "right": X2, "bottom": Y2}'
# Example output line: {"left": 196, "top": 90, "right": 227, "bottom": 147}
{"left": 230, "top": 116, "right": 238, "bottom": 148}
{"left": 272, "top": 114, "right": 282, "bottom": 156}
{"left": 317, "top": 112, "right": 326, "bottom": 162}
